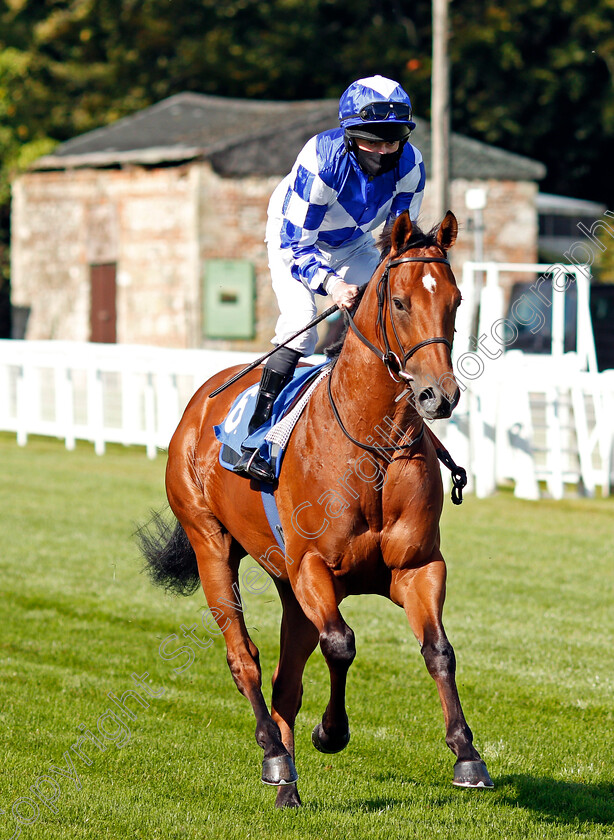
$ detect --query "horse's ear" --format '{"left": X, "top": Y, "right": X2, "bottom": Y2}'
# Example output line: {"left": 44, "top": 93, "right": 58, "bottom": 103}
{"left": 389, "top": 211, "right": 413, "bottom": 257}
{"left": 436, "top": 211, "right": 458, "bottom": 251}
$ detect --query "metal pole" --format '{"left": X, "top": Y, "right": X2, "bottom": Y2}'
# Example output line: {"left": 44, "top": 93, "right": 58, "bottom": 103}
{"left": 474, "top": 206, "right": 484, "bottom": 263}
{"left": 431, "top": 0, "right": 451, "bottom": 223}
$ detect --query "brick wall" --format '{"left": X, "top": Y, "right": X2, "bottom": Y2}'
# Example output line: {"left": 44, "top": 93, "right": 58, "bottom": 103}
{"left": 11, "top": 162, "right": 538, "bottom": 351}
{"left": 197, "top": 165, "right": 281, "bottom": 351}
{"left": 11, "top": 166, "right": 199, "bottom": 347}
{"left": 420, "top": 178, "right": 539, "bottom": 280}
{"left": 197, "top": 172, "right": 539, "bottom": 353}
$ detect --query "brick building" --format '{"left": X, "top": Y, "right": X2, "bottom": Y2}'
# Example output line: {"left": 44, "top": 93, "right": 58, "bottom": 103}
{"left": 10, "top": 92, "right": 545, "bottom": 350}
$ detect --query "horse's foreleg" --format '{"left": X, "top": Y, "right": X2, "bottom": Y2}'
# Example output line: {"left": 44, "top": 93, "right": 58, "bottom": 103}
{"left": 390, "top": 556, "right": 493, "bottom": 788}
{"left": 270, "top": 581, "right": 319, "bottom": 808}
{"left": 291, "top": 552, "right": 355, "bottom": 755}
{"left": 182, "top": 524, "right": 297, "bottom": 787}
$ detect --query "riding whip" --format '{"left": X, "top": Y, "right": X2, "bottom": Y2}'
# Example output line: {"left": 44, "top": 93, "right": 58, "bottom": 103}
{"left": 208, "top": 304, "right": 339, "bottom": 398}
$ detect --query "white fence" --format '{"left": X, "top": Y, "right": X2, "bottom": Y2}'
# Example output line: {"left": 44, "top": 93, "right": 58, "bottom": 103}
{"left": 438, "top": 260, "right": 614, "bottom": 499}
{"left": 432, "top": 353, "right": 614, "bottom": 500}
{"left": 1, "top": 339, "right": 613, "bottom": 500}
{"left": 0, "top": 340, "right": 260, "bottom": 459}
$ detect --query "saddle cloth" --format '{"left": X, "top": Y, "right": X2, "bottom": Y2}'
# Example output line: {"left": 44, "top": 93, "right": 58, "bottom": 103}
{"left": 214, "top": 360, "right": 332, "bottom": 480}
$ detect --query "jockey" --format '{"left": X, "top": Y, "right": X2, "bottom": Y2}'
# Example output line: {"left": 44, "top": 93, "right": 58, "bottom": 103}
{"left": 234, "top": 74, "right": 425, "bottom": 482}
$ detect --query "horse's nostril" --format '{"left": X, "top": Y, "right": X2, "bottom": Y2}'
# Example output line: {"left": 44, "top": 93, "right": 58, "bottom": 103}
{"left": 419, "top": 388, "right": 436, "bottom": 404}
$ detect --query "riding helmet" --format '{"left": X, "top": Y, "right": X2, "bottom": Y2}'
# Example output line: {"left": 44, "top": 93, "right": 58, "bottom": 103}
{"left": 339, "top": 75, "right": 416, "bottom": 144}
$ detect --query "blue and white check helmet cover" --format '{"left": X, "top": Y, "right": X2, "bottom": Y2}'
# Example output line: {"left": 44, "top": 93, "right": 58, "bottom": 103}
{"left": 338, "top": 75, "right": 416, "bottom": 132}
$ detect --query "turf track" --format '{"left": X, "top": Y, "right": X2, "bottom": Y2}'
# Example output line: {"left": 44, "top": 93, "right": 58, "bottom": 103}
{"left": 0, "top": 434, "right": 612, "bottom": 839}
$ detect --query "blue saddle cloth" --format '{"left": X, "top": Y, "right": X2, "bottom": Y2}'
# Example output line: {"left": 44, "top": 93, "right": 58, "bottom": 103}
{"left": 214, "top": 360, "right": 330, "bottom": 480}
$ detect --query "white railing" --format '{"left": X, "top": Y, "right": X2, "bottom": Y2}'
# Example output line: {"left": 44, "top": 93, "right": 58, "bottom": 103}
{"left": 433, "top": 352, "right": 614, "bottom": 500}
{"left": 432, "top": 259, "right": 614, "bottom": 499}
{"left": 458, "top": 261, "right": 596, "bottom": 370}
{"left": 1, "top": 336, "right": 613, "bottom": 500}
{"left": 0, "top": 340, "right": 260, "bottom": 458}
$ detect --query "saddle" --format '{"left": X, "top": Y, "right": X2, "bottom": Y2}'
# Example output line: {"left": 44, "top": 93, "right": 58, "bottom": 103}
{"left": 214, "top": 361, "right": 332, "bottom": 480}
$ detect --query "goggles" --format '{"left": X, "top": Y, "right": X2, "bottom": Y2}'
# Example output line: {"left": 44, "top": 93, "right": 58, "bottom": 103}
{"left": 350, "top": 101, "right": 413, "bottom": 123}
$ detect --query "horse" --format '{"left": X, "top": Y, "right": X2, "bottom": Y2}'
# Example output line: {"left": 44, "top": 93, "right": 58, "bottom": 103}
{"left": 139, "top": 210, "right": 493, "bottom": 808}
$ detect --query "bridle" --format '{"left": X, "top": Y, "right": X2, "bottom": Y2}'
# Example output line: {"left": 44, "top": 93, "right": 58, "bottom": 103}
{"left": 344, "top": 254, "right": 453, "bottom": 382}
{"left": 327, "top": 252, "right": 453, "bottom": 456}
{"left": 324, "top": 248, "right": 468, "bottom": 502}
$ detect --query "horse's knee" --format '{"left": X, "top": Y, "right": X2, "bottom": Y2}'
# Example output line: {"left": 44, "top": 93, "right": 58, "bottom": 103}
{"left": 320, "top": 624, "right": 356, "bottom": 669}
{"left": 421, "top": 637, "right": 456, "bottom": 679}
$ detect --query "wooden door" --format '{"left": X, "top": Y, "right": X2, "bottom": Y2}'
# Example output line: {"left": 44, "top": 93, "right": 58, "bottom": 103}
{"left": 90, "top": 263, "right": 117, "bottom": 343}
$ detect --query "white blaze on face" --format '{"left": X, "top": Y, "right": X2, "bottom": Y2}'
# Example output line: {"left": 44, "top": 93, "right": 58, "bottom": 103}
{"left": 422, "top": 273, "right": 437, "bottom": 294}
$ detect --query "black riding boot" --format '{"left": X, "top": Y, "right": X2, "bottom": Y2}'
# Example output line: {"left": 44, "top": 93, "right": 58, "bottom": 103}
{"left": 233, "top": 347, "right": 301, "bottom": 482}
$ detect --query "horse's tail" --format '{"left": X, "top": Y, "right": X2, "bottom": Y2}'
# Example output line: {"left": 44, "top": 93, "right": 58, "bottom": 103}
{"left": 136, "top": 510, "right": 200, "bottom": 596}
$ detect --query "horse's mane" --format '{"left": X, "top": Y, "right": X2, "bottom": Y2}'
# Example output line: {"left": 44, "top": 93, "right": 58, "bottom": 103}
{"left": 376, "top": 219, "right": 442, "bottom": 257}
{"left": 324, "top": 220, "right": 441, "bottom": 360}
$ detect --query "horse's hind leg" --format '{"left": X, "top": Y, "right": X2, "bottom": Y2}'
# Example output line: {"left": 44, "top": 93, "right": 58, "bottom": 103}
{"left": 181, "top": 520, "right": 298, "bottom": 787}
{"left": 390, "top": 554, "right": 493, "bottom": 788}
{"left": 270, "top": 581, "right": 319, "bottom": 808}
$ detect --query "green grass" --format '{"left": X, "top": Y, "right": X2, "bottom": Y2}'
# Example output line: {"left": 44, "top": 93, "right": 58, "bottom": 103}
{"left": 0, "top": 432, "right": 613, "bottom": 840}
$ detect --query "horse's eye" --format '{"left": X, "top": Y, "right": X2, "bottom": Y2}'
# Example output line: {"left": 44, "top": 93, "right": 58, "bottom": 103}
{"left": 392, "top": 298, "right": 404, "bottom": 311}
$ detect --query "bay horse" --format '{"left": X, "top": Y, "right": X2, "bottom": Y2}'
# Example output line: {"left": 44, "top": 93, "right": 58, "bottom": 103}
{"left": 140, "top": 210, "right": 493, "bottom": 808}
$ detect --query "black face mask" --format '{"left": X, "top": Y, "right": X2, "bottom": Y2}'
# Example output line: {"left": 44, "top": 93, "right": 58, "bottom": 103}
{"left": 354, "top": 146, "right": 404, "bottom": 177}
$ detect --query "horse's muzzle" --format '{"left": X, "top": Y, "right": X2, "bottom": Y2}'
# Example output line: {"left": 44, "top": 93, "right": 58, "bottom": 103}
{"left": 415, "top": 384, "right": 460, "bottom": 420}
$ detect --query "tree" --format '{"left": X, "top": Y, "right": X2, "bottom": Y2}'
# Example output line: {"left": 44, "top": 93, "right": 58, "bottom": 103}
{"left": 0, "top": 0, "right": 612, "bottom": 256}
{"left": 448, "top": 0, "right": 614, "bottom": 203}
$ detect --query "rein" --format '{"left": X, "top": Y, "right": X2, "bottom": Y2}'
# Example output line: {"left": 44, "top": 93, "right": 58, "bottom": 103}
{"left": 326, "top": 372, "right": 425, "bottom": 455}
{"left": 326, "top": 251, "right": 467, "bottom": 502}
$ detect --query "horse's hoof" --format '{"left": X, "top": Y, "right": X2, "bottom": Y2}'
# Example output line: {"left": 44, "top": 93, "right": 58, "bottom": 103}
{"left": 261, "top": 754, "right": 298, "bottom": 786}
{"left": 275, "top": 785, "right": 301, "bottom": 809}
{"left": 452, "top": 759, "right": 494, "bottom": 788}
{"left": 311, "top": 722, "right": 350, "bottom": 754}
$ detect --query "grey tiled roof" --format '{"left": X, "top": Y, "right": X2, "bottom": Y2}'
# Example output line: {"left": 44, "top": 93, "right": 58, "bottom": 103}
{"left": 34, "top": 91, "right": 546, "bottom": 181}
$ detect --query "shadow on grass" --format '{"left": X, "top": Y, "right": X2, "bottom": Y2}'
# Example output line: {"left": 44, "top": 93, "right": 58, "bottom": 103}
{"left": 301, "top": 796, "right": 410, "bottom": 814}
{"left": 500, "top": 774, "right": 614, "bottom": 826}
{"left": 299, "top": 774, "right": 614, "bottom": 822}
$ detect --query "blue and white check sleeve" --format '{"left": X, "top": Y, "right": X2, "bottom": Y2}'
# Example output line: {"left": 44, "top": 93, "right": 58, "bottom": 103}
{"left": 279, "top": 137, "right": 341, "bottom": 293}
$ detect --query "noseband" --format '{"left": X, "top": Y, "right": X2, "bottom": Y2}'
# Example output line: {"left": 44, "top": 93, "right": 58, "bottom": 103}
{"left": 343, "top": 254, "right": 453, "bottom": 381}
